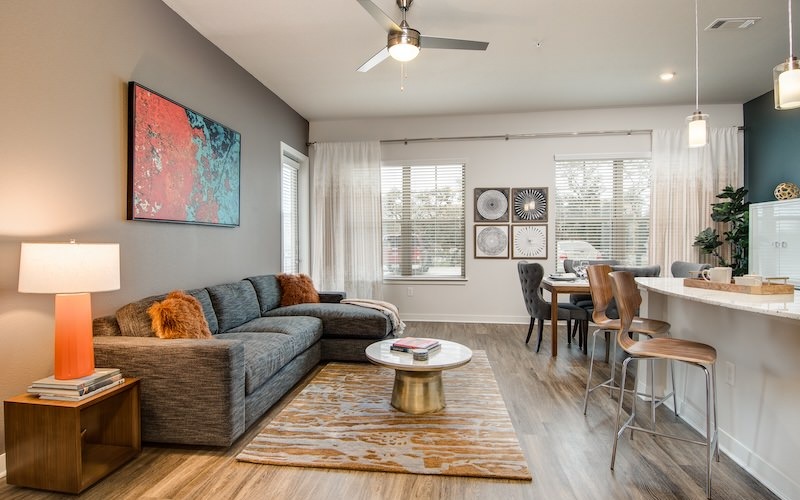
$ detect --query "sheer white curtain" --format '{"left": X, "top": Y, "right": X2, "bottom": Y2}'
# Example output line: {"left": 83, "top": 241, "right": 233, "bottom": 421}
{"left": 310, "top": 141, "right": 383, "bottom": 298}
{"left": 650, "top": 127, "right": 740, "bottom": 276}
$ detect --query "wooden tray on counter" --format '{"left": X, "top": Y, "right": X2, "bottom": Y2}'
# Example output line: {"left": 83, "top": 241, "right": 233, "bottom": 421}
{"left": 683, "top": 278, "right": 795, "bottom": 295}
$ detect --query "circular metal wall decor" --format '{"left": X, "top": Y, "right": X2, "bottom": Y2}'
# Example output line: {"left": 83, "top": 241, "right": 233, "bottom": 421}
{"left": 474, "top": 188, "right": 509, "bottom": 221}
{"left": 512, "top": 187, "right": 548, "bottom": 222}
{"left": 474, "top": 225, "right": 508, "bottom": 258}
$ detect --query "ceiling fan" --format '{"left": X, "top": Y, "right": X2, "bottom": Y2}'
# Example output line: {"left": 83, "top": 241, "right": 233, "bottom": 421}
{"left": 356, "top": 0, "right": 489, "bottom": 72}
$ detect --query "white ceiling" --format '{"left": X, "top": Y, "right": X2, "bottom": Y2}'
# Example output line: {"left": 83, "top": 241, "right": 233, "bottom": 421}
{"left": 162, "top": 0, "right": 792, "bottom": 121}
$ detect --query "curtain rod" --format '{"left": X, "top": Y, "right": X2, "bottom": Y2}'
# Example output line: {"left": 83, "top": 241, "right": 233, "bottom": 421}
{"left": 307, "top": 126, "right": 743, "bottom": 146}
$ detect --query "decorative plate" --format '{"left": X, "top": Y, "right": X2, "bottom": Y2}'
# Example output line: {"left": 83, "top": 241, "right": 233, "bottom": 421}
{"left": 474, "top": 188, "right": 509, "bottom": 222}
{"left": 474, "top": 225, "right": 509, "bottom": 258}
{"left": 512, "top": 224, "right": 547, "bottom": 259}
{"left": 511, "top": 187, "right": 548, "bottom": 222}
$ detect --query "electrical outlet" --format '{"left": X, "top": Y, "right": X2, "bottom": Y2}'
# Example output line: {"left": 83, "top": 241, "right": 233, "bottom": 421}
{"left": 407, "top": 286, "right": 414, "bottom": 297}
{"left": 725, "top": 361, "right": 735, "bottom": 385}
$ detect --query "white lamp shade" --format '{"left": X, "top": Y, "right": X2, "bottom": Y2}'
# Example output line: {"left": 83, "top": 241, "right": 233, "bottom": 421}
{"left": 687, "top": 112, "right": 708, "bottom": 148}
{"left": 388, "top": 42, "right": 420, "bottom": 62}
{"left": 774, "top": 59, "right": 800, "bottom": 110}
{"left": 19, "top": 242, "right": 120, "bottom": 294}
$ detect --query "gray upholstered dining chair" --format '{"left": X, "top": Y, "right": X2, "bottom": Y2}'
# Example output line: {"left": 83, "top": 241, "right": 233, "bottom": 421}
{"left": 517, "top": 261, "right": 589, "bottom": 353}
{"left": 671, "top": 260, "right": 711, "bottom": 278}
{"left": 563, "top": 259, "right": 620, "bottom": 348}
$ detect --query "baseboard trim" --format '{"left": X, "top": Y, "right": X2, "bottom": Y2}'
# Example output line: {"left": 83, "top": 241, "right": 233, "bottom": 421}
{"left": 0, "top": 452, "right": 6, "bottom": 479}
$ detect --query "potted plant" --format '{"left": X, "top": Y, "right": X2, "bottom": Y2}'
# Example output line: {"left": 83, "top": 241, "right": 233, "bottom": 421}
{"left": 693, "top": 185, "right": 749, "bottom": 276}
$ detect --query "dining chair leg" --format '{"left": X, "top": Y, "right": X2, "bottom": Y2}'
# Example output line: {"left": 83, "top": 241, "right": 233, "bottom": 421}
{"left": 604, "top": 330, "right": 611, "bottom": 362}
{"left": 525, "top": 318, "right": 535, "bottom": 344}
{"left": 536, "top": 319, "right": 544, "bottom": 352}
{"left": 583, "top": 330, "right": 599, "bottom": 415}
{"left": 650, "top": 359, "right": 656, "bottom": 430}
{"left": 567, "top": 320, "right": 572, "bottom": 346}
{"left": 712, "top": 363, "right": 720, "bottom": 462}
{"left": 670, "top": 360, "right": 679, "bottom": 418}
{"left": 704, "top": 365, "right": 713, "bottom": 499}
{"left": 611, "top": 356, "right": 635, "bottom": 470}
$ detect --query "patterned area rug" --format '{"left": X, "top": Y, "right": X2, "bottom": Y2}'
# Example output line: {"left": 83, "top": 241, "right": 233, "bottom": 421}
{"left": 236, "top": 350, "right": 531, "bottom": 480}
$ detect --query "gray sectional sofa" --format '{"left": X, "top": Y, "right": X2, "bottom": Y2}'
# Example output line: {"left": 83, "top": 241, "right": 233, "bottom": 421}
{"left": 92, "top": 274, "right": 395, "bottom": 447}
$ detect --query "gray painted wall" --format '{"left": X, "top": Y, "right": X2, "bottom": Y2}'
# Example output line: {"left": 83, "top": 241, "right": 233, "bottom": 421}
{"left": 0, "top": 0, "right": 308, "bottom": 453}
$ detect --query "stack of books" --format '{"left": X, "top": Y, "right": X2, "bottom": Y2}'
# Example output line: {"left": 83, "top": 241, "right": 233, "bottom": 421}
{"left": 391, "top": 337, "right": 441, "bottom": 354}
{"left": 27, "top": 368, "right": 124, "bottom": 401}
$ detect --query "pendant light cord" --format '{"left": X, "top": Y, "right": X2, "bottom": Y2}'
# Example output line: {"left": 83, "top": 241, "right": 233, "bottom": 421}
{"left": 694, "top": 0, "right": 700, "bottom": 110}
{"left": 789, "top": 0, "right": 794, "bottom": 58}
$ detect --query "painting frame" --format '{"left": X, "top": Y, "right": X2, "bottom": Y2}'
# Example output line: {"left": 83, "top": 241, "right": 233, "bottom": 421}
{"left": 511, "top": 224, "right": 548, "bottom": 259}
{"left": 127, "top": 82, "right": 241, "bottom": 227}
{"left": 511, "top": 187, "right": 548, "bottom": 223}
{"left": 474, "top": 224, "right": 509, "bottom": 259}
{"left": 474, "top": 187, "right": 510, "bottom": 222}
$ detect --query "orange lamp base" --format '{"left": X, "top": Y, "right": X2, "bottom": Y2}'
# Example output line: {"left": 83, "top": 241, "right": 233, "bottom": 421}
{"left": 54, "top": 293, "right": 95, "bottom": 380}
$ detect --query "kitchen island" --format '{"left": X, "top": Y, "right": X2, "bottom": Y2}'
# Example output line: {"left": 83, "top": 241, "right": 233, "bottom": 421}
{"left": 635, "top": 277, "right": 799, "bottom": 500}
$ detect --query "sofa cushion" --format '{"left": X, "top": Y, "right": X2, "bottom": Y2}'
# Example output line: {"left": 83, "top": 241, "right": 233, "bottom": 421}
{"left": 216, "top": 316, "right": 322, "bottom": 394}
{"left": 206, "top": 281, "right": 261, "bottom": 333}
{"left": 186, "top": 288, "right": 219, "bottom": 334}
{"left": 245, "top": 275, "right": 282, "bottom": 315}
{"left": 116, "top": 294, "right": 167, "bottom": 337}
{"left": 148, "top": 291, "right": 213, "bottom": 339}
{"left": 276, "top": 273, "right": 320, "bottom": 306}
{"left": 264, "top": 303, "right": 391, "bottom": 339}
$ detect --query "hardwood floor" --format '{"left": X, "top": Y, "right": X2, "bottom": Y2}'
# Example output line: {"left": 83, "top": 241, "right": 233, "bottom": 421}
{"left": 2, "top": 322, "right": 779, "bottom": 499}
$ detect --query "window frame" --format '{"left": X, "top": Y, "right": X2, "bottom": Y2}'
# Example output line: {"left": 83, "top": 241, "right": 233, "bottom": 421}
{"left": 553, "top": 153, "right": 651, "bottom": 270}
{"left": 280, "top": 143, "right": 309, "bottom": 274}
{"left": 380, "top": 161, "right": 466, "bottom": 281}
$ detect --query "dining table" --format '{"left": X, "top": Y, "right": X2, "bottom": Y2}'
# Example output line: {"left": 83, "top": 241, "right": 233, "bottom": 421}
{"left": 539, "top": 276, "right": 590, "bottom": 357}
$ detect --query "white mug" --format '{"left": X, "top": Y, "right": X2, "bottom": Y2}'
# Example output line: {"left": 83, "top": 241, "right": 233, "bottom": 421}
{"left": 701, "top": 267, "right": 732, "bottom": 284}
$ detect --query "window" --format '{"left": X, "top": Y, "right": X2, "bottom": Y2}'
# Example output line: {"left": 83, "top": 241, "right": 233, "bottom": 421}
{"left": 280, "top": 143, "right": 309, "bottom": 274}
{"left": 381, "top": 163, "right": 465, "bottom": 279}
{"left": 554, "top": 154, "right": 651, "bottom": 270}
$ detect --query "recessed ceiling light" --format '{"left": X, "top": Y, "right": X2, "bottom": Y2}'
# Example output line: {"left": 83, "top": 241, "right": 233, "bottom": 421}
{"left": 659, "top": 72, "right": 676, "bottom": 81}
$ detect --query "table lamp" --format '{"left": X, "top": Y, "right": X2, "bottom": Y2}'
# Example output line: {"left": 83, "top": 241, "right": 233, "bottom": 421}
{"left": 18, "top": 241, "right": 120, "bottom": 380}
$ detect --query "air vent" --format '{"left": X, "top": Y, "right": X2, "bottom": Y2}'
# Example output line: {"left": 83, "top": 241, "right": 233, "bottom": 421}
{"left": 706, "top": 17, "right": 761, "bottom": 31}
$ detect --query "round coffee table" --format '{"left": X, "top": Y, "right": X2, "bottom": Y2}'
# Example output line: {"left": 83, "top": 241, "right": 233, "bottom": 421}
{"left": 365, "top": 339, "right": 473, "bottom": 414}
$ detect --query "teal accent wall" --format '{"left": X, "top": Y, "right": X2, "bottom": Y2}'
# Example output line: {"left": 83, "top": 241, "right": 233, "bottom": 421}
{"left": 743, "top": 91, "right": 800, "bottom": 202}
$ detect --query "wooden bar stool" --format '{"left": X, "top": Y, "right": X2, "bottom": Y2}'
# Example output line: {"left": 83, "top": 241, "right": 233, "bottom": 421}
{"left": 608, "top": 271, "right": 719, "bottom": 498}
{"left": 582, "top": 264, "right": 676, "bottom": 422}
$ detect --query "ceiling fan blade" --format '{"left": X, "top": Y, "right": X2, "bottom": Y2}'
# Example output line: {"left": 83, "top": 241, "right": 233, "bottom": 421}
{"left": 357, "top": 47, "right": 390, "bottom": 72}
{"left": 420, "top": 35, "right": 489, "bottom": 51}
{"left": 356, "top": 0, "right": 401, "bottom": 34}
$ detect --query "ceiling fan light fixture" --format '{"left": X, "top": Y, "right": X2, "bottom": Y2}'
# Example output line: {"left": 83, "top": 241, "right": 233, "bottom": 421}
{"left": 388, "top": 29, "right": 420, "bottom": 62}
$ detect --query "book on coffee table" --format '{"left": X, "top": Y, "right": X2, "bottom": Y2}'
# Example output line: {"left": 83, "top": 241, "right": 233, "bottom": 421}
{"left": 391, "top": 337, "right": 440, "bottom": 352}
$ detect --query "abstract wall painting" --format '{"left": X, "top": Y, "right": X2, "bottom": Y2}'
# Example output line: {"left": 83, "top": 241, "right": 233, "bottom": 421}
{"left": 474, "top": 224, "right": 509, "bottom": 259}
{"left": 474, "top": 188, "right": 509, "bottom": 222}
{"left": 127, "top": 82, "right": 241, "bottom": 226}
{"left": 511, "top": 187, "right": 548, "bottom": 223}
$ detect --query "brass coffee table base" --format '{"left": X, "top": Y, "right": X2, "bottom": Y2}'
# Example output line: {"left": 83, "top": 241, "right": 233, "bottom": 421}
{"left": 391, "top": 369, "right": 446, "bottom": 414}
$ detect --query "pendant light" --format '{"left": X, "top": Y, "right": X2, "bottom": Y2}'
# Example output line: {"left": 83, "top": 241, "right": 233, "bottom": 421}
{"left": 774, "top": 0, "right": 800, "bottom": 109}
{"left": 687, "top": 0, "right": 708, "bottom": 148}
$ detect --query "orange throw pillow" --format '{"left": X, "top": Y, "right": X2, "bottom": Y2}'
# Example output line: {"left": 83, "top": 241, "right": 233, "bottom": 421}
{"left": 276, "top": 273, "right": 320, "bottom": 306}
{"left": 148, "top": 291, "right": 213, "bottom": 339}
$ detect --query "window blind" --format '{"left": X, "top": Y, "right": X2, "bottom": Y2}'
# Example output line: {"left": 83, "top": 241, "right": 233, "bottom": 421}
{"left": 554, "top": 156, "right": 651, "bottom": 270}
{"left": 281, "top": 156, "right": 300, "bottom": 273}
{"left": 381, "top": 163, "right": 465, "bottom": 278}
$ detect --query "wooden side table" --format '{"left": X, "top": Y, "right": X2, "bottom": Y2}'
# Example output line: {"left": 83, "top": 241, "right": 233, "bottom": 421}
{"left": 4, "top": 377, "right": 141, "bottom": 494}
